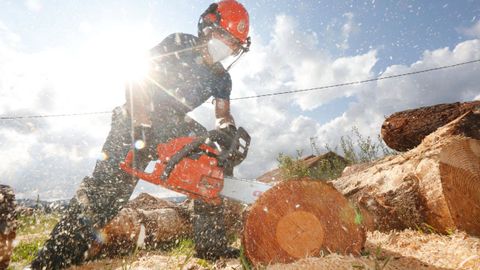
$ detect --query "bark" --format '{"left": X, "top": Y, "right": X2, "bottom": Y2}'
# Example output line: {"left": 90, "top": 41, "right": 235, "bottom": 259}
{"left": 381, "top": 101, "right": 480, "bottom": 151}
{"left": 242, "top": 179, "right": 367, "bottom": 267}
{"left": 333, "top": 111, "right": 480, "bottom": 235}
{"left": 87, "top": 193, "right": 191, "bottom": 258}
{"left": 0, "top": 185, "right": 16, "bottom": 270}
{"left": 86, "top": 193, "right": 247, "bottom": 260}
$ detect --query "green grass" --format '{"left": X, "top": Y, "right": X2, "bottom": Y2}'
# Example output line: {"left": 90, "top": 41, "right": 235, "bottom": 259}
{"left": 10, "top": 212, "right": 60, "bottom": 267}
{"left": 11, "top": 237, "right": 47, "bottom": 263}
{"left": 278, "top": 127, "right": 398, "bottom": 181}
{"left": 17, "top": 213, "right": 60, "bottom": 235}
{"left": 169, "top": 238, "right": 195, "bottom": 256}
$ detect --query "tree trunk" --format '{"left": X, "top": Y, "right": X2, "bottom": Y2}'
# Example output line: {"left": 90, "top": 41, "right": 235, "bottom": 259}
{"left": 242, "top": 179, "right": 367, "bottom": 267}
{"left": 0, "top": 185, "right": 16, "bottom": 270}
{"left": 333, "top": 111, "right": 480, "bottom": 235}
{"left": 381, "top": 101, "right": 480, "bottom": 151}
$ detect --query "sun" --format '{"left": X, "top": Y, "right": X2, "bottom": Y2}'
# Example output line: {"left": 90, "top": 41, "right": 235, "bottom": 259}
{"left": 40, "top": 23, "right": 159, "bottom": 129}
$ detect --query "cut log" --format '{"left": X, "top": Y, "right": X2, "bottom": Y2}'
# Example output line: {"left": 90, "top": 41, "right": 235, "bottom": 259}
{"left": 87, "top": 193, "right": 191, "bottom": 258}
{"left": 333, "top": 111, "right": 480, "bottom": 235}
{"left": 0, "top": 185, "right": 16, "bottom": 270}
{"left": 381, "top": 101, "right": 480, "bottom": 151}
{"left": 242, "top": 180, "right": 367, "bottom": 266}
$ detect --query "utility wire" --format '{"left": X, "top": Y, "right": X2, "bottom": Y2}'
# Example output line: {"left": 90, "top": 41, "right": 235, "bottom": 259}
{"left": 231, "top": 58, "right": 480, "bottom": 100}
{"left": 0, "top": 111, "right": 111, "bottom": 120}
{"left": 1, "top": 58, "right": 479, "bottom": 120}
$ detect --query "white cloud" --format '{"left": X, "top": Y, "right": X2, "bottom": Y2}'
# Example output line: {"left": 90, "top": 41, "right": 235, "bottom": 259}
{"left": 226, "top": 15, "right": 480, "bottom": 179}
{"left": 458, "top": 20, "right": 480, "bottom": 38}
{"left": 25, "top": 0, "right": 42, "bottom": 12}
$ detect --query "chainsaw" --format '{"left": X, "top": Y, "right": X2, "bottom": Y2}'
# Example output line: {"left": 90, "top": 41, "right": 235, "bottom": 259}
{"left": 120, "top": 127, "right": 271, "bottom": 205}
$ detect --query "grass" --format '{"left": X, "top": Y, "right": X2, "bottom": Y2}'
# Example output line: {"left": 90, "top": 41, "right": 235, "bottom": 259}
{"left": 16, "top": 212, "right": 60, "bottom": 235}
{"left": 9, "top": 212, "right": 60, "bottom": 268}
{"left": 11, "top": 237, "right": 47, "bottom": 263}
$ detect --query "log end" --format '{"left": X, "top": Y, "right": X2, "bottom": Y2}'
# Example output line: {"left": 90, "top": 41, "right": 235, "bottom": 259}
{"left": 242, "top": 179, "right": 366, "bottom": 266}
{"left": 440, "top": 138, "right": 480, "bottom": 236}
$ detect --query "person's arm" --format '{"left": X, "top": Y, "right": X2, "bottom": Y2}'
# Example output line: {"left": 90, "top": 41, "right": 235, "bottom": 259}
{"left": 125, "top": 82, "right": 153, "bottom": 127}
{"left": 214, "top": 98, "right": 235, "bottom": 129}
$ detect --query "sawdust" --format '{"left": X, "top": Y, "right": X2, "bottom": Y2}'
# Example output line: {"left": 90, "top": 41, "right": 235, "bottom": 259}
{"left": 65, "top": 230, "right": 480, "bottom": 270}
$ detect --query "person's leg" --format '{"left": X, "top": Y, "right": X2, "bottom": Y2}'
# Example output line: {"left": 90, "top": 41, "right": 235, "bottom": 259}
{"left": 191, "top": 130, "right": 238, "bottom": 259}
{"left": 31, "top": 106, "right": 149, "bottom": 269}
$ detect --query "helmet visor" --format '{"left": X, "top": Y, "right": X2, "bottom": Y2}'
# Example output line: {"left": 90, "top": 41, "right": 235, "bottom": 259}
{"left": 212, "top": 27, "right": 249, "bottom": 56}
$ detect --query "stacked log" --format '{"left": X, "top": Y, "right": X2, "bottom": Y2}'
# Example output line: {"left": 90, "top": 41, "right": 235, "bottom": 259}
{"left": 0, "top": 185, "right": 16, "bottom": 269}
{"left": 333, "top": 111, "right": 480, "bottom": 235}
{"left": 381, "top": 101, "right": 480, "bottom": 151}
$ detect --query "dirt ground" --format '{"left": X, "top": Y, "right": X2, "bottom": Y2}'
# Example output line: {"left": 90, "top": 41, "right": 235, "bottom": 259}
{"left": 64, "top": 229, "right": 480, "bottom": 270}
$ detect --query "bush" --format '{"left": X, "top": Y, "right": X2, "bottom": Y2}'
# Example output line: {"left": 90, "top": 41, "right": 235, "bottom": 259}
{"left": 278, "top": 127, "right": 397, "bottom": 180}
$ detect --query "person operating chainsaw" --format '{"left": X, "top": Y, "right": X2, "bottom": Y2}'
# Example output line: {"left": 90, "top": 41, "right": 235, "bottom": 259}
{"left": 30, "top": 1, "right": 251, "bottom": 269}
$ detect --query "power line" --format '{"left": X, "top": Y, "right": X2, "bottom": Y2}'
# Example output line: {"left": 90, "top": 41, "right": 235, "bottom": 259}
{"left": 0, "top": 111, "right": 111, "bottom": 120}
{"left": 231, "top": 58, "right": 480, "bottom": 100}
{"left": 1, "top": 58, "right": 479, "bottom": 120}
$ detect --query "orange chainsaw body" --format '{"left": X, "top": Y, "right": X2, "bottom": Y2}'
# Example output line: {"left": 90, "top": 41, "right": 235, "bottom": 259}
{"left": 120, "top": 136, "right": 224, "bottom": 204}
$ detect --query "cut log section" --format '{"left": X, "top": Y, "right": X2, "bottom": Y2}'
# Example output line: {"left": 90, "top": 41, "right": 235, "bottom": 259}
{"left": 0, "top": 185, "right": 16, "bottom": 270}
{"left": 381, "top": 101, "right": 480, "bottom": 151}
{"left": 333, "top": 111, "right": 480, "bottom": 235}
{"left": 242, "top": 180, "right": 366, "bottom": 266}
{"left": 87, "top": 193, "right": 191, "bottom": 258}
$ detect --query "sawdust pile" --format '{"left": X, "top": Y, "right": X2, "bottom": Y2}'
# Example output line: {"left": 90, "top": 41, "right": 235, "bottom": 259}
{"left": 66, "top": 229, "right": 480, "bottom": 270}
{"left": 270, "top": 230, "right": 480, "bottom": 270}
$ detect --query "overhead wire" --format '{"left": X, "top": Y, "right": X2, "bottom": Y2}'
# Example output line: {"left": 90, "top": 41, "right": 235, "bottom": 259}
{"left": 1, "top": 58, "right": 479, "bottom": 121}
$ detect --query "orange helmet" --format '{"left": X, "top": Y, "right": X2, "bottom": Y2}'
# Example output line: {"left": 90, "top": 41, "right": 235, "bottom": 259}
{"left": 198, "top": 0, "right": 251, "bottom": 51}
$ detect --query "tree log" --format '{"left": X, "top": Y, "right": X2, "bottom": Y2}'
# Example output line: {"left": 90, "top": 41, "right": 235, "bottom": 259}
{"left": 242, "top": 180, "right": 367, "bottom": 266}
{"left": 333, "top": 111, "right": 480, "bottom": 235}
{"left": 381, "top": 101, "right": 480, "bottom": 151}
{"left": 87, "top": 193, "right": 191, "bottom": 258}
{"left": 0, "top": 185, "right": 16, "bottom": 270}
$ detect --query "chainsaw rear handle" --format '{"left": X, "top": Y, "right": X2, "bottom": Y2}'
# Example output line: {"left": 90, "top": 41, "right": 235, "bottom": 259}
{"left": 160, "top": 137, "right": 205, "bottom": 181}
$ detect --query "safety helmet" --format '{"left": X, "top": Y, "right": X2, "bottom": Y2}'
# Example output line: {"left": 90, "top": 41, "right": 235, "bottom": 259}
{"left": 198, "top": 0, "right": 251, "bottom": 53}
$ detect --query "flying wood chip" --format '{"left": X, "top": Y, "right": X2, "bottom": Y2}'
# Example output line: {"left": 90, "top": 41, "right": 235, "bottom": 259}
{"left": 242, "top": 179, "right": 366, "bottom": 266}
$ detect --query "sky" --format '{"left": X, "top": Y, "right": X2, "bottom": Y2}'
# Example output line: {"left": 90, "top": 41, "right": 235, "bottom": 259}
{"left": 1, "top": 0, "right": 479, "bottom": 200}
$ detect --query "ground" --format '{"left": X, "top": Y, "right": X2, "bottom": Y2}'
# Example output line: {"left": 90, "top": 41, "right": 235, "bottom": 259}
{"left": 8, "top": 213, "right": 480, "bottom": 270}
{"left": 68, "top": 230, "right": 479, "bottom": 270}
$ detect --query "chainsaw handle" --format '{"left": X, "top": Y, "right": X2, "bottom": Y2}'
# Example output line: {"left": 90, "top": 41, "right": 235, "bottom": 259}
{"left": 210, "top": 127, "right": 251, "bottom": 167}
{"left": 160, "top": 138, "right": 205, "bottom": 181}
